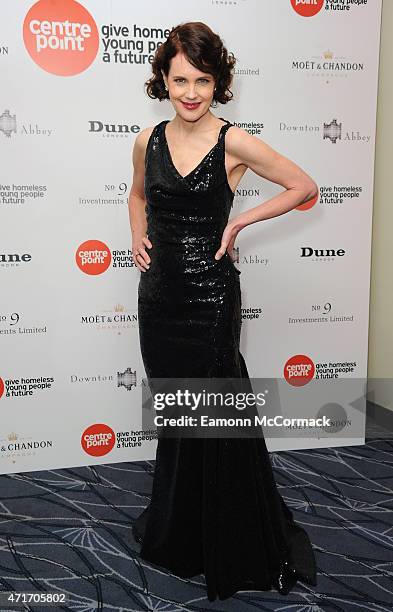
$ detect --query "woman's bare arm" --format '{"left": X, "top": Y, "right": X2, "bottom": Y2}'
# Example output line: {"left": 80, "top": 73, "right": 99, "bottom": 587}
{"left": 128, "top": 128, "right": 153, "bottom": 272}
{"left": 215, "top": 126, "right": 319, "bottom": 259}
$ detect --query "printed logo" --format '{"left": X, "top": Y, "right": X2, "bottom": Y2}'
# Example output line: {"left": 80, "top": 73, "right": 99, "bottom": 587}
{"left": 324, "top": 118, "right": 341, "bottom": 143}
{"left": 284, "top": 354, "right": 315, "bottom": 386}
{"left": 80, "top": 303, "right": 138, "bottom": 331}
{"left": 0, "top": 110, "right": 17, "bottom": 137}
{"left": 88, "top": 120, "right": 140, "bottom": 137}
{"left": 76, "top": 240, "right": 112, "bottom": 275}
{"left": 0, "top": 109, "right": 53, "bottom": 138}
{"left": 118, "top": 368, "right": 137, "bottom": 390}
{"left": 300, "top": 246, "right": 346, "bottom": 260}
{"left": 296, "top": 191, "right": 319, "bottom": 211}
{"left": 23, "top": 0, "right": 99, "bottom": 76}
{"left": 0, "top": 431, "right": 54, "bottom": 458}
{"left": 0, "top": 376, "right": 54, "bottom": 398}
{"left": 291, "top": 0, "right": 324, "bottom": 17}
{"left": 0, "top": 251, "right": 32, "bottom": 267}
{"left": 81, "top": 423, "right": 116, "bottom": 456}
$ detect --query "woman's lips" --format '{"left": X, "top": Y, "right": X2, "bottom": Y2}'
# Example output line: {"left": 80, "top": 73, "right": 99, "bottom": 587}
{"left": 181, "top": 101, "right": 201, "bottom": 110}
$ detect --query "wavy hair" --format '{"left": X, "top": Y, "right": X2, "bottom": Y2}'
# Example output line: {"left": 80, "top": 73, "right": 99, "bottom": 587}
{"left": 145, "top": 22, "right": 236, "bottom": 106}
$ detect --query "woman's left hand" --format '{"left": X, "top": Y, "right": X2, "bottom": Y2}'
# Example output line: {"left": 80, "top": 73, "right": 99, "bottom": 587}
{"left": 214, "top": 220, "right": 242, "bottom": 261}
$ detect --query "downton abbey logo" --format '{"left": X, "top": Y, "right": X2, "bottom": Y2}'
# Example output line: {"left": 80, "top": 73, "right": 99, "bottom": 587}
{"left": 118, "top": 368, "right": 137, "bottom": 391}
{"left": 233, "top": 246, "right": 269, "bottom": 268}
{"left": 0, "top": 110, "right": 16, "bottom": 137}
{"left": 69, "top": 367, "right": 137, "bottom": 391}
{"left": 324, "top": 119, "right": 341, "bottom": 144}
{"left": 280, "top": 116, "right": 371, "bottom": 144}
{"left": 0, "top": 109, "right": 53, "bottom": 138}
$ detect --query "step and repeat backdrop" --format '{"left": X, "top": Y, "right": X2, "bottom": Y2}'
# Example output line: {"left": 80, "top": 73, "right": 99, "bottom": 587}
{"left": 0, "top": 0, "right": 382, "bottom": 474}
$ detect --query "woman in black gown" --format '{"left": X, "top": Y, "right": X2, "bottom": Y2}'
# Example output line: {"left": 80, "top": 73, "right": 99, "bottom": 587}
{"left": 129, "top": 22, "right": 319, "bottom": 602}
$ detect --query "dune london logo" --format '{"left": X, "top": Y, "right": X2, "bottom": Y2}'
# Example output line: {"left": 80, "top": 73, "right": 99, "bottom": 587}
{"left": 300, "top": 247, "right": 346, "bottom": 260}
{"left": 1, "top": 251, "right": 32, "bottom": 266}
{"left": 23, "top": 0, "right": 99, "bottom": 76}
{"left": 88, "top": 120, "right": 140, "bottom": 136}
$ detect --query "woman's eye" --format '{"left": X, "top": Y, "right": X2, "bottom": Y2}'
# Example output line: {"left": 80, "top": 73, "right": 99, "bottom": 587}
{"left": 173, "top": 78, "right": 210, "bottom": 84}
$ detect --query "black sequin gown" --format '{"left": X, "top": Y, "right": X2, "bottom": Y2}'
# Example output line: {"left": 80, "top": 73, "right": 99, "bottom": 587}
{"left": 134, "top": 117, "right": 317, "bottom": 601}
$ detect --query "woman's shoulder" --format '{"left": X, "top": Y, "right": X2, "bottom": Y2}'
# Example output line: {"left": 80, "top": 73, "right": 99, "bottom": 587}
{"left": 224, "top": 121, "right": 265, "bottom": 151}
{"left": 133, "top": 121, "right": 165, "bottom": 154}
{"left": 134, "top": 124, "right": 155, "bottom": 146}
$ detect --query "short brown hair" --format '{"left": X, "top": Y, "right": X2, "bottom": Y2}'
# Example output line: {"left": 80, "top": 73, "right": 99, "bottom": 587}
{"left": 145, "top": 22, "right": 236, "bottom": 105}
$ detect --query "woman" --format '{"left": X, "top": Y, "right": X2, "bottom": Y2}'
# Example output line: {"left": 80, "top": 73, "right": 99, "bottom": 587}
{"left": 128, "top": 21, "right": 318, "bottom": 602}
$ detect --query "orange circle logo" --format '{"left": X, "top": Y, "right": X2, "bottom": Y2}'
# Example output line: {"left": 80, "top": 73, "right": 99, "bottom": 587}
{"left": 76, "top": 240, "right": 112, "bottom": 275}
{"left": 23, "top": 0, "right": 99, "bottom": 76}
{"left": 0, "top": 378, "right": 4, "bottom": 399}
{"left": 296, "top": 190, "right": 319, "bottom": 211}
{"left": 284, "top": 354, "right": 315, "bottom": 386}
{"left": 290, "top": 0, "right": 324, "bottom": 17}
{"left": 81, "top": 423, "right": 116, "bottom": 457}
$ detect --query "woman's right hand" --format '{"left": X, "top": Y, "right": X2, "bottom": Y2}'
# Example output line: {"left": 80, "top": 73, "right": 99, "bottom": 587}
{"left": 132, "top": 235, "right": 153, "bottom": 272}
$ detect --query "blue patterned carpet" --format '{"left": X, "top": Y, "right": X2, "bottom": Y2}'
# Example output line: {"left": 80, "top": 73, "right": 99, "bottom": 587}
{"left": 0, "top": 412, "right": 392, "bottom": 611}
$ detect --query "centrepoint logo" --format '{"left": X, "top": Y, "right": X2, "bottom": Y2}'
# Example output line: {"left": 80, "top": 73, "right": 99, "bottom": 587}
{"left": 290, "top": 0, "right": 324, "bottom": 17}
{"left": 284, "top": 354, "right": 315, "bottom": 386}
{"left": 0, "top": 378, "right": 4, "bottom": 399}
{"left": 81, "top": 423, "right": 115, "bottom": 457}
{"left": 23, "top": 0, "right": 99, "bottom": 76}
{"left": 76, "top": 240, "right": 112, "bottom": 275}
{"left": 296, "top": 191, "right": 319, "bottom": 211}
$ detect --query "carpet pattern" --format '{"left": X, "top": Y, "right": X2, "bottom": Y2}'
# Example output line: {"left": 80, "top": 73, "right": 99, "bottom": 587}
{"left": 0, "top": 432, "right": 392, "bottom": 611}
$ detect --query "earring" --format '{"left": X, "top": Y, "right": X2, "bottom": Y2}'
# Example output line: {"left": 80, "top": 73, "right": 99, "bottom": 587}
{"left": 165, "top": 85, "right": 168, "bottom": 91}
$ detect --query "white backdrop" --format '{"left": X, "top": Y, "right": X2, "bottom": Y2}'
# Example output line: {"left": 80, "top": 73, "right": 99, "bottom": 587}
{"left": 0, "top": 0, "right": 382, "bottom": 475}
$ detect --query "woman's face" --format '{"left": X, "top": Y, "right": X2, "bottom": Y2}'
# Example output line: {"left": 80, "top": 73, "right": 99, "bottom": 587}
{"left": 162, "top": 52, "right": 215, "bottom": 121}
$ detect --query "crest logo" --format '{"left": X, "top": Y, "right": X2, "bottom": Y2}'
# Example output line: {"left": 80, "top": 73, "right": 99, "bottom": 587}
{"left": 0, "top": 110, "right": 17, "bottom": 138}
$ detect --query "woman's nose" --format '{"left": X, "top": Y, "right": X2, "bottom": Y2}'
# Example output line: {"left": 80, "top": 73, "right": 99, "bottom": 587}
{"left": 186, "top": 85, "right": 197, "bottom": 99}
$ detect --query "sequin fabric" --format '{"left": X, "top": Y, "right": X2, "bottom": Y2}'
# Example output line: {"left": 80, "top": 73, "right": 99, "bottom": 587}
{"left": 139, "top": 118, "right": 241, "bottom": 380}
{"left": 135, "top": 118, "right": 318, "bottom": 601}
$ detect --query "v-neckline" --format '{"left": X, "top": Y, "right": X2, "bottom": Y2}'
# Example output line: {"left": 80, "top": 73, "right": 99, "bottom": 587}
{"left": 163, "top": 118, "right": 228, "bottom": 181}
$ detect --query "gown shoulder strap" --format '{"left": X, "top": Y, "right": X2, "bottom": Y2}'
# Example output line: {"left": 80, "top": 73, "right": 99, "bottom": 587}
{"left": 218, "top": 117, "right": 233, "bottom": 136}
{"left": 144, "top": 121, "right": 166, "bottom": 168}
